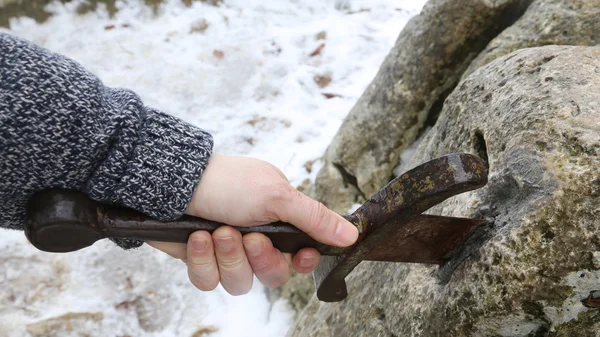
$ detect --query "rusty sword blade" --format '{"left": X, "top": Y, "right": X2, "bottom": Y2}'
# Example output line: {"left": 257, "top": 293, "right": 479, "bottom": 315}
{"left": 364, "top": 214, "right": 483, "bottom": 264}
{"left": 25, "top": 153, "right": 488, "bottom": 302}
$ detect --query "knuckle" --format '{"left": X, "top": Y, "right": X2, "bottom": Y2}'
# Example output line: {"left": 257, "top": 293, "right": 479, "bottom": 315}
{"left": 188, "top": 257, "right": 214, "bottom": 268}
{"left": 218, "top": 255, "right": 247, "bottom": 270}
{"left": 243, "top": 235, "right": 278, "bottom": 275}
{"left": 306, "top": 201, "right": 330, "bottom": 235}
{"left": 188, "top": 246, "right": 215, "bottom": 268}
{"left": 250, "top": 255, "right": 274, "bottom": 275}
{"left": 265, "top": 182, "right": 293, "bottom": 205}
{"left": 261, "top": 183, "right": 294, "bottom": 218}
{"left": 188, "top": 269, "right": 219, "bottom": 291}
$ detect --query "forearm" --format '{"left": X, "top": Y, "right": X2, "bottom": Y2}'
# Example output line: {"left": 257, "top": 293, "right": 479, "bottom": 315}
{"left": 0, "top": 33, "right": 213, "bottom": 248}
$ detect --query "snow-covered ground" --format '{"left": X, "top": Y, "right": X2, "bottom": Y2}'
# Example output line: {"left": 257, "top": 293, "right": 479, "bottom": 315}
{"left": 0, "top": 0, "right": 425, "bottom": 335}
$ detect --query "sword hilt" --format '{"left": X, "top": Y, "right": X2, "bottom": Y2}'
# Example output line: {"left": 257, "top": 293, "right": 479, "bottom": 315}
{"left": 25, "top": 189, "right": 352, "bottom": 256}
{"left": 24, "top": 153, "right": 488, "bottom": 302}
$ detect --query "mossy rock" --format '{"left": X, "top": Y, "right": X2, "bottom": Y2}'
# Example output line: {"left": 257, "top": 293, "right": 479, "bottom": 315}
{"left": 288, "top": 46, "right": 600, "bottom": 337}
{"left": 0, "top": 0, "right": 221, "bottom": 28}
{"left": 463, "top": 0, "right": 600, "bottom": 78}
{"left": 270, "top": 272, "right": 315, "bottom": 313}
{"left": 308, "top": 0, "right": 531, "bottom": 213}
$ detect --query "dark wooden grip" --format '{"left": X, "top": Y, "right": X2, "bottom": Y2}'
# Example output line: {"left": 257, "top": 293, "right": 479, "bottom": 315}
{"left": 25, "top": 188, "right": 352, "bottom": 255}
{"left": 100, "top": 206, "right": 351, "bottom": 256}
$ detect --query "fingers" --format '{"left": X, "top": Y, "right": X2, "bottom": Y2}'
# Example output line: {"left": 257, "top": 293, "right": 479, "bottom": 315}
{"left": 242, "top": 233, "right": 290, "bottom": 288}
{"left": 187, "top": 228, "right": 255, "bottom": 295}
{"left": 242, "top": 235, "right": 320, "bottom": 286}
{"left": 187, "top": 229, "right": 296, "bottom": 295}
{"left": 184, "top": 226, "right": 325, "bottom": 295}
{"left": 291, "top": 248, "right": 320, "bottom": 273}
{"left": 275, "top": 188, "right": 359, "bottom": 247}
{"left": 186, "top": 231, "right": 219, "bottom": 291}
{"left": 212, "top": 226, "right": 254, "bottom": 295}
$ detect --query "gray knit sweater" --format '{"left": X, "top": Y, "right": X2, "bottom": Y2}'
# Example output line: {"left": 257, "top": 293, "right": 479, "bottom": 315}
{"left": 0, "top": 33, "right": 213, "bottom": 249}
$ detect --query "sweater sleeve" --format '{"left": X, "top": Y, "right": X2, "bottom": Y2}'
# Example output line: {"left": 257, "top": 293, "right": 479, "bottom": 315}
{"left": 0, "top": 33, "right": 213, "bottom": 249}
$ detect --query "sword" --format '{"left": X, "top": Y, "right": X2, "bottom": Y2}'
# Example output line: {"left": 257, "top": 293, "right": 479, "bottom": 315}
{"left": 24, "top": 153, "right": 488, "bottom": 302}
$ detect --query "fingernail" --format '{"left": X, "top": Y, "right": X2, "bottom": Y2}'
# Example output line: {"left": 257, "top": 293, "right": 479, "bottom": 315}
{"left": 335, "top": 221, "right": 359, "bottom": 246}
{"left": 244, "top": 239, "right": 264, "bottom": 257}
{"left": 215, "top": 236, "right": 234, "bottom": 252}
{"left": 192, "top": 239, "right": 208, "bottom": 251}
{"left": 299, "top": 256, "right": 315, "bottom": 268}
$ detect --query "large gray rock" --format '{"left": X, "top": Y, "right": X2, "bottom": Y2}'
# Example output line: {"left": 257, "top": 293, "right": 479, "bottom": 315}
{"left": 288, "top": 46, "right": 600, "bottom": 337}
{"left": 309, "top": 0, "right": 532, "bottom": 213}
{"left": 463, "top": 0, "right": 600, "bottom": 78}
{"left": 270, "top": 271, "right": 315, "bottom": 313}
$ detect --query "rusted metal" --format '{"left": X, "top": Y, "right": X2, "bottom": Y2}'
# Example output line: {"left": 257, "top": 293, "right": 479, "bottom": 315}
{"left": 25, "top": 153, "right": 487, "bottom": 302}
{"left": 364, "top": 215, "right": 483, "bottom": 263}
{"left": 312, "top": 153, "right": 488, "bottom": 301}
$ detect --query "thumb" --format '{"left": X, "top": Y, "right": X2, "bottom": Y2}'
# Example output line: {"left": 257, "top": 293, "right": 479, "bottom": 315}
{"left": 275, "top": 189, "right": 359, "bottom": 247}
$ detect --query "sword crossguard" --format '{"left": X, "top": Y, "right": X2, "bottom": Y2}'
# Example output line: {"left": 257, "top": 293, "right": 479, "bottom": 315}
{"left": 313, "top": 153, "right": 488, "bottom": 301}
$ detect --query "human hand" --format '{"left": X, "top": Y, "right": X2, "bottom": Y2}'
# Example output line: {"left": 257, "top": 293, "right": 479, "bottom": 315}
{"left": 147, "top": 153, "right": 359, "bottom": 295}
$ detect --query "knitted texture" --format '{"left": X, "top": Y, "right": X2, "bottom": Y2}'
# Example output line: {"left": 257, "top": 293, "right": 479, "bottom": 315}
{"left": 0, "top": 33, "right": 213, "bottom": 249}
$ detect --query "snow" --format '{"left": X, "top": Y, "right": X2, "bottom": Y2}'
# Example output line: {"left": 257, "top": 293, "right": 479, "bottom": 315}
{"left": 0, "top": 0, "right": 426, "bottom": 335}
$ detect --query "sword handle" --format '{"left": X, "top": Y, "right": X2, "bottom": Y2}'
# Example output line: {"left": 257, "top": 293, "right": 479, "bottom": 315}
{"left": 25, "top": 189, "right": 352, "bottom": 255}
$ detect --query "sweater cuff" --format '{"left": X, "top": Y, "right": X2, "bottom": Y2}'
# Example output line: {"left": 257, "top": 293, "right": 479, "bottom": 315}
{"left": 115, "top": 108, "right": 213, "bottom": 219}
{"left": 87, "top": 108, "right": 213, "bottom": 249}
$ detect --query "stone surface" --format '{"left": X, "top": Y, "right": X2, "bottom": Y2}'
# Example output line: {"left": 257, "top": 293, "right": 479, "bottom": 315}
{"left": 309, "top": 0, "right": 532, "bottom": 213}
{"left": 288, "top": 46, "right": 600, "bottom": 337}
{"left": 463, "top": 0, "right": 600, "bottom": 78}
{"left": 270, "top": 272, "right": 315, "bottom": 313}
{"left": 26, "top": 312, "right": 104, "bottom": 337}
